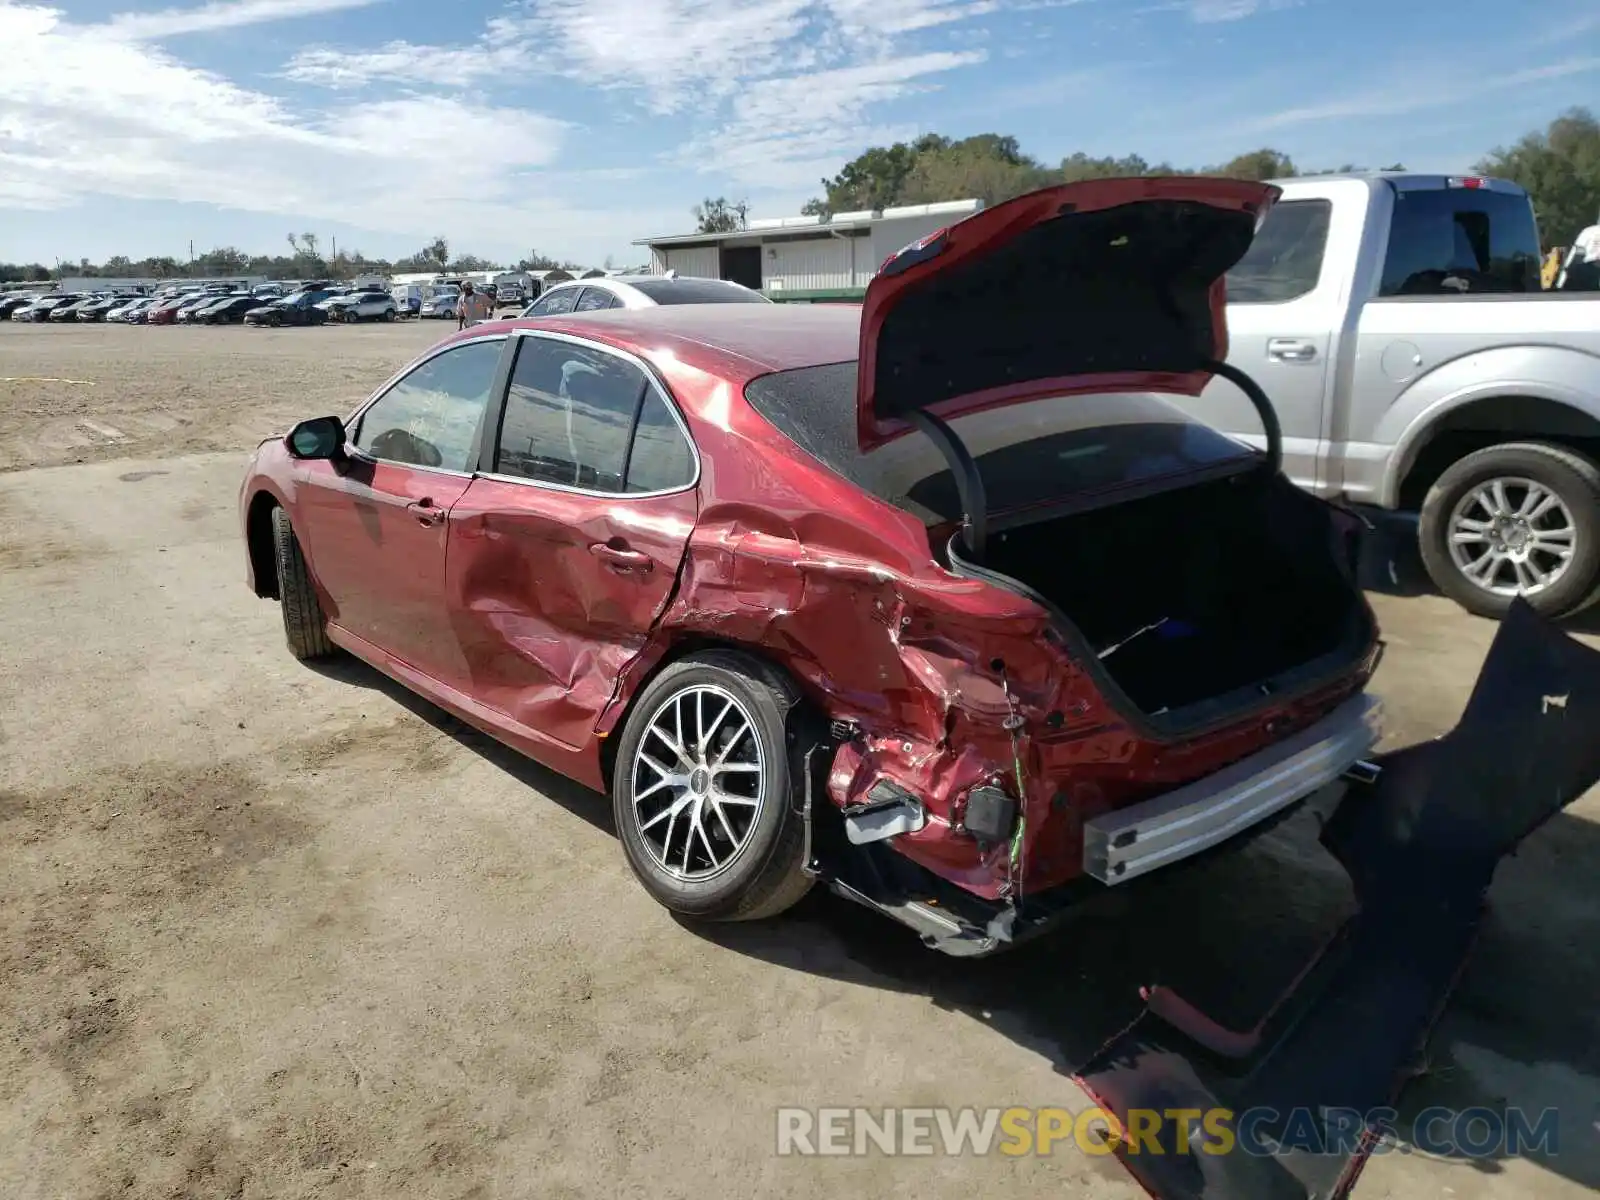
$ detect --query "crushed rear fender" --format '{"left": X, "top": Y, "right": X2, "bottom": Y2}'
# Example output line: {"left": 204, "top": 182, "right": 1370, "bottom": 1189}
{"left": 1074, "top": 599, "right": 1600, "bottom": 1200}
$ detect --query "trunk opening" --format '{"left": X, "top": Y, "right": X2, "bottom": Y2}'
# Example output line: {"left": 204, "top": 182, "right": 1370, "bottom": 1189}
{"left": 947, "top": 470, "right": 1373, "bottom": 735}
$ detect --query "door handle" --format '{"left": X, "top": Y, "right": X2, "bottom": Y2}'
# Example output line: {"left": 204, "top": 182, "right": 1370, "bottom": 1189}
{"left": 406, "top": 497, "right": 446, "bottom": 527}
{"left": 589, "top": 542, "right": 653, "bottom": 573}
{"left": 1266, "top": 338, "right": 1318, "bottom": 363}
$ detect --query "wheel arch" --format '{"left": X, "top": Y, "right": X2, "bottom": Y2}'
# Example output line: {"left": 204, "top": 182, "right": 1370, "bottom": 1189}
{"left": 597, "top": 634, "right": 820, "bottom": 792}
{"left": 245, "top": 489, "right": 283, "bottom": 599}
{"left": 1392, "top": 393, "right": 1600, "bottom": 511}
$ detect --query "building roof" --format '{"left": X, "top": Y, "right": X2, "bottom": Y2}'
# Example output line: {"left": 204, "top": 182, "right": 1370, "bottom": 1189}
{"left": 635, "top": 199, "right": 982, "bottom": 247}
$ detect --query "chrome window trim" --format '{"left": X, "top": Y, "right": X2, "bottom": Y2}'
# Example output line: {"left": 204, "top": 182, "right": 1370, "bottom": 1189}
{"left": 343, "top": 333, "right": 508, "bottom": 472}
{"left": 483, "top": 328, "right": 701, "bottom": 500}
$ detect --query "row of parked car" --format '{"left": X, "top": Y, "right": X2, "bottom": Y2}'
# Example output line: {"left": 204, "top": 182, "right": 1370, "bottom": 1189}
{"left": 0, "top": 282, "right": 408, "bottom": 328}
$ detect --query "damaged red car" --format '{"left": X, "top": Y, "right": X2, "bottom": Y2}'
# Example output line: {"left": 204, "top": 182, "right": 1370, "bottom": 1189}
{"left": 240, "top": 177, "right": 1388, "bottom": 952}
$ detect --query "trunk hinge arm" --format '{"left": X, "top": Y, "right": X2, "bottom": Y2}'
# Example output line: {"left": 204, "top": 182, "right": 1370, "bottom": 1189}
{"left": 1200, "top": 357, "right": 1283, "bottom": 478}
{"left": 907, "top": 408, "right": 989, "bottom": 561}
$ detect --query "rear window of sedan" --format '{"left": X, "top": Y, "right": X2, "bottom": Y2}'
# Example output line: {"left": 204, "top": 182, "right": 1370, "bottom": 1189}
{"left": 744, "top": 361, "right": 1259, "bottom": 523}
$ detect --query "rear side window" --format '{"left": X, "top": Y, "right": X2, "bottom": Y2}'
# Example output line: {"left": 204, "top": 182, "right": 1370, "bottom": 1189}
{"left": 574, "top": 287, "right": 619, "bottom": 311}
{"left": 1379, "top": 187, "right": 1541, "bottom": 295}
{"left": 527, "top": 287, "right": 579, "bottom": 315}
{"left": 1225, "top": 200, "right": 1331, "bottom": 303}
{"left": 494, "top": 337, "right": 694, "bottom": 493}
{"left": 627, "top": 278, "right": 770, "bottom": 305}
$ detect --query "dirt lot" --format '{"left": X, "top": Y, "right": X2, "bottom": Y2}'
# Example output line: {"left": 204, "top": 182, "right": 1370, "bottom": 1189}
{"left": 1, "top": 321, "right": 1597, "bottom": 1199}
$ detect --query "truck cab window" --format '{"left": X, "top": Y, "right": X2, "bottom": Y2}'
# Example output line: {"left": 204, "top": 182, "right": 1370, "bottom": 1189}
{"left": 1224, "top": 200, "right": 1332, "bottom": 304}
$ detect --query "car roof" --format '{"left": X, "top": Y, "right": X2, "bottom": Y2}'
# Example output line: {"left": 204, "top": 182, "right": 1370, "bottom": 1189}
{"left": 490, "top": 303, "right": 864, "bottom": 379}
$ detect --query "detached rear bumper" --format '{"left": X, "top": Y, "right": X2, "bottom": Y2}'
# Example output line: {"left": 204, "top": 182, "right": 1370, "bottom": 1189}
{"left": 1075, "top": 600, "right": 1600, "bottom": 1200}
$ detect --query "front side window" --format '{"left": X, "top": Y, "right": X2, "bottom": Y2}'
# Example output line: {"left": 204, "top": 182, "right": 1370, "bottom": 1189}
{"left": 354, "top": 338, "right": 504, "bottom": 471}
{"left": 494, "top": 337, "right": 694, "bottom": 493}
{"left": 1225, "top": 200, "right": 1331, "bottom": 304}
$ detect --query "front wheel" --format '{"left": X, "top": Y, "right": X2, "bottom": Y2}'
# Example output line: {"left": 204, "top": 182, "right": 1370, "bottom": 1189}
{"left": 270, "top": 508, "right": 335, "bottom": 660}
{"left": 611, "top": 651, "right": 815, "bottom": 922}
{"left": 1418, "top": 441, "right": 1600, "bottom": 619}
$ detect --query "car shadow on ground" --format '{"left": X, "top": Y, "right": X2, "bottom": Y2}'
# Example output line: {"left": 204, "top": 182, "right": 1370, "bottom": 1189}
{"left": 303, "top": 651, "right": 1599, "bottom": 1192}
{"left": 302, "top": 654, "right": 617, "bottom": 837}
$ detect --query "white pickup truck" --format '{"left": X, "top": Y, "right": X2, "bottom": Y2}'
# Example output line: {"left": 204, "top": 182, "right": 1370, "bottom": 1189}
{"left": 1192, "top": 173, "right": 1600, "bottom": 619}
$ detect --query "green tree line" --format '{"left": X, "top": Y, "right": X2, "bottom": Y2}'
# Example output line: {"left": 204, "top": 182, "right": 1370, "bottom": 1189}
{"left": 0, "top": 232, "right": 590, "bottom": 285}
{"left": 696, "top": 107, "right": 1600, "bottom": 247}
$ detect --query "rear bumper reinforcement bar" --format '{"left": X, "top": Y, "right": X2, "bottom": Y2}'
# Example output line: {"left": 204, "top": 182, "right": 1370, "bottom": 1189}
{"left": 1083, "top": 693, "right": 1385, "bottom": 884}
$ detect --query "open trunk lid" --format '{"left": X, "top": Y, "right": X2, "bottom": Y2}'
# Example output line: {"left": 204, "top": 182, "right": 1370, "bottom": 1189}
{"left": 856, "top": 177, "right": 1278, "bottom": 453}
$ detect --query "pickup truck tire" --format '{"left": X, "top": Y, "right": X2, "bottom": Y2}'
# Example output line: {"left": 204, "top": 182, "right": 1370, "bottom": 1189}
{"left": 1419, "top": 441, "right": 1600, "bottom": 619}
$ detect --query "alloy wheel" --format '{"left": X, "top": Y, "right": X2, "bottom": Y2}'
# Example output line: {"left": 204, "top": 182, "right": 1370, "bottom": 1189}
{"left": 629, "top": 684, "right": 765, "bottom": 882}
{"left": 1446, "top": 476, "right": 1577, "bottom": 598}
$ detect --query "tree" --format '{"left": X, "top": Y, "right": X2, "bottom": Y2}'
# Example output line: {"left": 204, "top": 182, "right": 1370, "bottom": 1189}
{"left": 897, "top": 134, "right": 1057, "bottom": 208}
{"left": 197, "top": 246, "right": 248, "bottom": 274}
{"left": 424, "top": 236, "right": 450, "bottom": 270}
{"left": 693, "top": 197, "right": 748, "bottom": 233}
{"left": 1212, "top": 148, "right": 1298, "bottom": 181}
{"left": 450, "top": 254, "right": 496, "bottom": 272}
{"left": 1478, "top": 107, "right": 1600, "bottom": 247}
{"left": 517, "top": 249, "right": 562, "bottom": 271}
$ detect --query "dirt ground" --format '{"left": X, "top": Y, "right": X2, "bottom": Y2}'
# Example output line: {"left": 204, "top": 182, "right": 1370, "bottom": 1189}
{"left": 1, "top": 321, "right": 1597, "bottom": 1200}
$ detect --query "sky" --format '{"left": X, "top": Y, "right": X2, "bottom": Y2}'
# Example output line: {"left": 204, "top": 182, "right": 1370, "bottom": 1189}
{"left": 2, "top": 0, "right": 1598, "bottom": 269}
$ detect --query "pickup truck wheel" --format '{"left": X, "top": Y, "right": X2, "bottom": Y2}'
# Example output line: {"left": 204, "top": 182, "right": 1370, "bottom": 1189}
{"left": 1419, "top": 442, "right": 1600, "bottom": 619}
{"left": 612, "top": 651, "right": 815, "bottom": 923}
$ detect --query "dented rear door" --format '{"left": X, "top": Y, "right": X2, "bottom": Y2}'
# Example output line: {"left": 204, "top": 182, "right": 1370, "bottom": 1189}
{"left": 443, "top": 332, "right": 699, "bottom": 750}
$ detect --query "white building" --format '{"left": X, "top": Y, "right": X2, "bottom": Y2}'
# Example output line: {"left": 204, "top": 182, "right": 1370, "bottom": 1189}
{"left": 633, "top": 200, "right": 983, "bottom": 302}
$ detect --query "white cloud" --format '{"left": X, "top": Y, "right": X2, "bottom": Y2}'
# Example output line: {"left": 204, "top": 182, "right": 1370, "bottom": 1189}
{"left": 1188, "top": 0, "right": 1259, "bottom": 21}
{"left": 280, "top": 0, "right": 998, "bottom": 193}
{"left": 1246, "top": 55, "right": 1600, "bottom": 131}
{"left": 0, "top": 3, "right": 666, "bottom": 263}
{"left": 282, "top": 17, "right": 537, "bottom": 86}
{"left": 105, "top": 0, "right": 388, "bottom": 40}
{"left": 682, "top": 51, "right": 985, "bottom": 188}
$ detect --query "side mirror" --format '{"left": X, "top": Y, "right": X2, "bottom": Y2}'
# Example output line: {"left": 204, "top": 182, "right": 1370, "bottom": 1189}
{"left": 286, "top": 416, "right": 346, "bottom": 460}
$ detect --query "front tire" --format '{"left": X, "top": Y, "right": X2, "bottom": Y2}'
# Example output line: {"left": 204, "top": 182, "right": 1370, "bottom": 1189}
{"left": 270, "top": 508, "right": 335, "bottom": 660}
{"left": 1418, "top": 441, "right": 1600, "bottom": 619}
{"left": 612, "top": 651, "right": 815, "bottom": 922}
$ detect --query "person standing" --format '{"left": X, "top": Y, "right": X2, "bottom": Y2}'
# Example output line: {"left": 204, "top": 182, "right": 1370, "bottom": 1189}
{"left": 457, "top": 281, "right": 492, "bottom": 329}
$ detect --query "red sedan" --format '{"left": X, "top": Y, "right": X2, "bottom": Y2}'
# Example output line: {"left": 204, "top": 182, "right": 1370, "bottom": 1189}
{"left": 240, "top": 177, "right": 1384, "bottom": 952}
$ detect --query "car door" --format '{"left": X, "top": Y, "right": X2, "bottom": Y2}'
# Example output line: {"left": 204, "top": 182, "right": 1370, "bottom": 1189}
{"left": 1185, "top": 197, "right": 1340, "bottom": 494}
{"left": 296, "top": 335, "right": 510, "bottom": 680}
{"left": 443, "top": 331, "right": 698, "bottom": 750}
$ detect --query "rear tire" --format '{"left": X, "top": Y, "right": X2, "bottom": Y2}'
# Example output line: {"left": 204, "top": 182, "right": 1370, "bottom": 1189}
{"left": 270, "top": 507, "right": 335, "bottom": 660}
{"left": 611, "top": 651, "right": 815, "bottom": 922}
{"left": 1418, "top": 441, "right": 1600, "bottom": 619}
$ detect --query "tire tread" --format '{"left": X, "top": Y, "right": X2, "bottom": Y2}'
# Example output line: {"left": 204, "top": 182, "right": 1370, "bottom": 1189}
{"left": 271, "top": 507, "right": 335, "bottom": 660}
